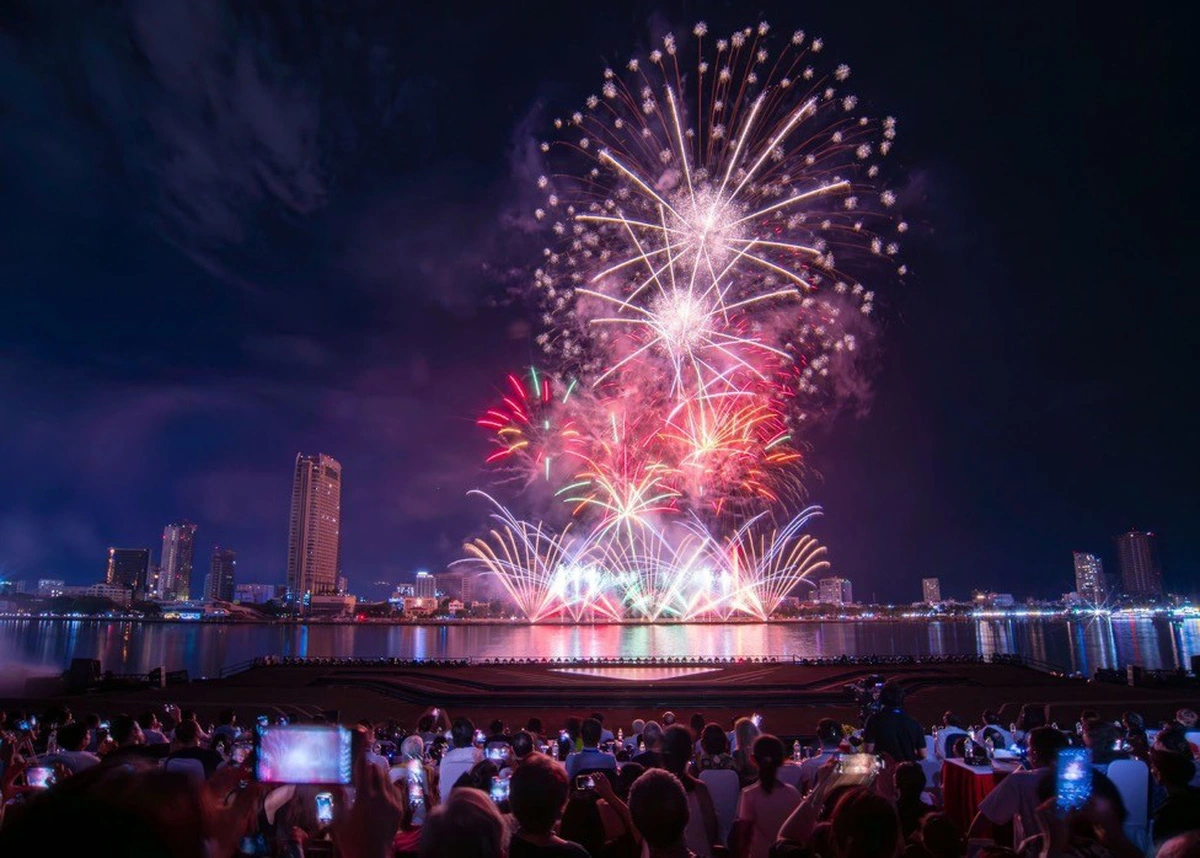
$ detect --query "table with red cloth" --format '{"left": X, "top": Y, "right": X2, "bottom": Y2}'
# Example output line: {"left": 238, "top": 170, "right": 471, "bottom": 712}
{"left": 941, "top": 758, "right": 1020, "bottom": 834}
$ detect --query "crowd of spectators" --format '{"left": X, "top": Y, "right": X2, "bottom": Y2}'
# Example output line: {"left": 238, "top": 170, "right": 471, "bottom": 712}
{"left": 0, "top": 691, "right": 1197, "bottom": 857}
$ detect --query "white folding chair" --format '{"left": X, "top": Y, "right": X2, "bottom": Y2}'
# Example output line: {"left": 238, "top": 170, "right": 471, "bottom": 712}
{"left": 778, "top": 765, "right": 804, "bottom": 789}
{"left": 700, "top": 768, "right": 740, "bottom": 846}
{"left": 1106, "top": 759, "right": 1149, "bottom": 851}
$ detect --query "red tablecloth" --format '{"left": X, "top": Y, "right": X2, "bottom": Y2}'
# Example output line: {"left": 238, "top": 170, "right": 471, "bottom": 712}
{"left": 941, "top": 759, "right": 1014, "bottom": 833}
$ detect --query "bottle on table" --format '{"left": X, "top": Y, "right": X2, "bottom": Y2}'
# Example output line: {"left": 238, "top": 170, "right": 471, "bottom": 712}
{"left": 792, "top": 740, "right": 802, "bottom": 762}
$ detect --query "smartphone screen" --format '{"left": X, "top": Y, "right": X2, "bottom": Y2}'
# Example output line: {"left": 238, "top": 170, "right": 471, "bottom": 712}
{"left": 315, "top": 791, "right": 334, "bottom": 824}
{"left": 255, "top": 725, "right": 353, "bottom": 784}
{"left": 489, "top": 776, "right": 510, "bottom": 803}
{"left": 1057, "top": 748, "right": 1092, "bottom": 811}
{"left": 408, "top": 777, "right": 424, "bottom": 806}
{"left": 27, "top": 767, "right": 54, "bottom": 789}
{"left": 835, "top": 753, "right": 880, "bottom": 777}
{"left": 574, "top": 773, "right": 595, "bottom": 792}
{"left": 486, "top": 743, "right": 511, "bottom": 762}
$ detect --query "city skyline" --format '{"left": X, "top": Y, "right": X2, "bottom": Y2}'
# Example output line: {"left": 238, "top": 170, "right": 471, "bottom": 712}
{"left": 0, "top": 4, "right": 1196, "bottom": 602}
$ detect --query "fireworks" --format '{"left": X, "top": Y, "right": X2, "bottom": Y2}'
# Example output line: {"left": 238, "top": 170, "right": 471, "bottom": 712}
{"left": 460, "top": 21, "right": 901, "bottom": 621}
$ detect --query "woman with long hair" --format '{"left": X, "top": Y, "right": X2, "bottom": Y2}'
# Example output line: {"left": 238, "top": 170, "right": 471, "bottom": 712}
{"left": 729, "top": 735, "right": 802, "bottom": 858}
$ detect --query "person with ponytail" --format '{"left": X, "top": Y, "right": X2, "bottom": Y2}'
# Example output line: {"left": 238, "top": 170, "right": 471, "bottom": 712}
{"left": 729, "top": 734, "right": 801, "bottom": 858}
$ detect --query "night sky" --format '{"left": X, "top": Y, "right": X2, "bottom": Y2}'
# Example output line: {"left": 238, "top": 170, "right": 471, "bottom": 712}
{"left": 1, "top": 2, "right": 1195, "bottom": 602}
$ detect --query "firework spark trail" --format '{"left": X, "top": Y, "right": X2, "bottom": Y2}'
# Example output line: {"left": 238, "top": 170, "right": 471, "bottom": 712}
{"left": 462, "top": 21, "right": 901, "bottom": 621}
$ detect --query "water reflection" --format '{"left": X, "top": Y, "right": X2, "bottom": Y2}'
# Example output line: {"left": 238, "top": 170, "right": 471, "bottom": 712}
{"left": 0, "top": 617, "right": 1197, "bottom": 680}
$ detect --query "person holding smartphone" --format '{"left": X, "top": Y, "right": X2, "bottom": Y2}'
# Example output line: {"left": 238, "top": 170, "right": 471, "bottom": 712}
{"left": 508, "top": 755, "right": 589, "bottom": 857}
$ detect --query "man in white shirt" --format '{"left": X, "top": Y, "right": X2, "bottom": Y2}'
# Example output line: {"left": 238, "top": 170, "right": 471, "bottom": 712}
{"left": 138, "top": 711, "right": 169, "bottom": 745}
{"left": 439, "top": 716, "right": 482, "bottom": 791}
{"left": 624, "top": 718, "right": 646, "bottom": 752}
{"left": 935, "top": 712, "right": 969, "bottom": 760}
{"left": 967, "top": 726, "right": 1067, "bottom": 845}
{"left": 40, "top": 722, "right": 100, "bottom": 774}
{"left": 798, "top": 719, "right": 843, "bottom": 793}
{"left": 567, "top": 718, "right": 618, "bottom": 778}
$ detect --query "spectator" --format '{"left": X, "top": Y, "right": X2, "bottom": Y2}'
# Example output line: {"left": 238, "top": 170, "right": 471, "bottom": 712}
{"left": 211, "top": 708, "right": 239, "bottom": 746}
{"left": 419, "top": 786, "right": 506, "bottom": 858}
{"left": 1082, "top": 719, "right": 1125, "bottom": 772}
{"left": 104, "top": 714, "right": 169, "bottom": 763}
{"left": 615, "top": 762, "right": 645, "bottom": 802}
{"left": 731, "top": 735, "right": 802, "bottom": 858}
{"left": 485, "top": 718, "right": 510, "bottom": 745}
{"left": 689, "top": 713, "right": 706, "bottom": 741}
{"left": 910, "top": 812, "right": 963, "bottom": 858}
{"left": 695, "top": 723, "right": 737, "bottom": 775}
{"left": 830, "top": 787, "right": 902, "bottom": 858}
{"left": 1120, "top": 711, "right": 1149, "bottom": 760}
{"left": 936, "top": 713, "right": 969, "bottom": 759}
{"left": 137, "top": 711, "right": 168, "bottom": 745}
{"left": 41, "top": 721, "right": 100, "bottom": 774}
{"left": 864, "top": 684, "right": 926, "bottom": 763}
{"left": 527, "top": 717, "right": 545, "bottom": 742}
{"left": 1154, "top": 726, "right": 1194, "bottom": 757}
{"left": 509, "top": 753, "right": 589, "bottom": 857}
{"left": 662, "top": 711, "right": 677, "bottom": 727}
{"left": 629, "top": 769, "right": 691, "bottom": 858}
{"left": 627, "top": 718, "right": 646, "bottom": 752}
{"left": 1159, "top": 832, "right": 1200, "bottom": 858}
{"left": 1020, "top": 770, "right": 1140, "bottom": 858}
{"left": 439, "top": 717, "right": 482, "bottom": 792}
{"left": 797, "top": 719, "right": 842, "bottom": 793}
{"left": 358, "top": 722, "right": 390, "bottom": 773}
{"left": 662, "top": 725, "right": 719, "bottom": 857}
{"left": 968, "top": 725, "right": 1068, "bottom": 845}
{"left": 590, "top": 712, "right": 614, "bottom": 744}
{"left": 1174, "top": 708, "right": 1197, "bottom": 730}
{"left": 513, "top": 729, "right": 536, "bottom": 762}
{"left": 894, "top": 761, "right": 932, "bottom": 839}
{"left": 166, "top": 719, "right": 224, "bottom": 778}
{"left": 1012, "top": 704, "right": 1046, "bottom": 744}
{"left": 1150, "top": 749, "right": 1200, "bottom": 848}
{"left": 731, "top": 718, "right": 762, "bottom": 784}
{"left": 634, "top": 721, "right": 665, "bottom": 769}
{"left": 980, "top": 710, "right": 1013, "bottom": 751}
{"left": 566, "top": 717, "right": 618, "bottom": 778}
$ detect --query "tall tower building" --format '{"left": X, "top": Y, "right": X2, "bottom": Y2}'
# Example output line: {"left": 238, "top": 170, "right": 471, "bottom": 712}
{"left": 1072, "top": 551, "right": 1107, "bottom": 604}
{"left": 817, "top": 577, "right": 853, "bottom": 606}
{"left": 286, "top": 453, "right": 343, "bottom": 602}
{"left": 414, "top": 571, "right": 436, "bottom": 600}
{"left": 205, "top": 547, "right": 237, "bottom": 602}
{"left": 159, "top": 521, "right": 197, "bottom": 600}
{"left": 106, "top": 548, "right": 150, "bottom": 596}
{"left": 922, "top": 577, "right": 942, "bottom": 604}
{"left": 1115, "top": 530, "right": 1162, "bottom": 597}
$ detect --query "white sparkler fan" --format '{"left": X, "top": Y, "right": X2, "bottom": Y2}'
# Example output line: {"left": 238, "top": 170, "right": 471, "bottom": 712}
{"left": 700, "top": 768, "right": 740, "bottom": 846}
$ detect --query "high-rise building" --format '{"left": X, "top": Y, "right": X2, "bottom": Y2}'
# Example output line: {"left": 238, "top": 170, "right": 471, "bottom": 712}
{"left": 286, "top": 453, "right": 343, "bottom": 602}
{"left": 1115, "top": 530, "right": 1162, "bottom": 597}
{"left": 234, "top": 583, "right": 285, "bottom": 604}
{"left": 1072, "top": 551, "right": 1107, "bottom": 604}
{"left": 159, "top": 521, "right": 197, "bottom": 600}
{"left": 204, "top": 547, "right": 237, "bottom": 602}
{"left": 817, "top": 577, "right": 853, "bottom": 606}
{"left": 414, "top": 571, "right": 436, "bottom": 600}
{"left": 921, "top": 577, "right": 942, "bottom": 604}
{"left": 105, "top": 548, "right": 150, "bottom": 595}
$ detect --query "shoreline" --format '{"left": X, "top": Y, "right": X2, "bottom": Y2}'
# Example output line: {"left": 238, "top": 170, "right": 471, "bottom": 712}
{"left": 1, "top": 609, "right": 1194, "bottom": 627}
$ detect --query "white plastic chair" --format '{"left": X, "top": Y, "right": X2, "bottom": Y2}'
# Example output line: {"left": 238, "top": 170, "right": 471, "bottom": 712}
{"left": 1106, "top": 759, "right": 1149, "bottom": 851}
{"left": 699, "top": 768, "right": 740, "bottom": 846}
{"left": 1184, "top": 731, "right": 1200, "bottom": 754}
{"left": 163, "top": 756, "right": 207, "bottom": 786}
{"left": 778, "top": 765, "right": 804, "bottom": 789}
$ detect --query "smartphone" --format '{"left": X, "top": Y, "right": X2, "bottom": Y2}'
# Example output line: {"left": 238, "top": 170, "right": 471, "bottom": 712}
{"left": 315, "top": 791, "right": 334, "bottom": 824}
{"left": 835, "top": 753, "right": 880, "bottom": 777}
{"left": 257, "top": 715, "right": 269, "bottom": 727}
{"left": 486, "top": 744, "right": 510, "bottom": 762}
{"left": 430, "top": 708, "right": 439, "bottom": 718}
{"left": 16, "top": 720, "right": 31, "bottom": 732}
{"left": 407, "top": 775, "right": 424, "bottom": 807}
{"left": 474, "top": 729, "right": 486, "bottom": 745}
{"left": 574, "top": 773, "right": 596, "bottom": 792}
{"left": 26, "top": 767, "right": 55, "bottom": 789}
{"left": 751, "top": 713, "right": 762, "bottom": 728}
{"left": 1057, "top": 748, "right": 1092, "bottom": 812}
{"left": 99, "top": 721, "right": 110, "bottom": 731}
{"left": 489, "top": 776, "right": 510, "bottom": 803}
{"left": 255, "top": 724, "right": 353, "bottom": 784}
